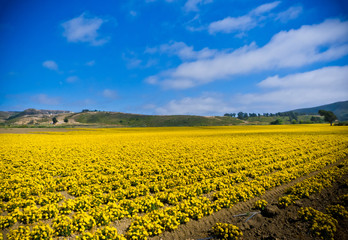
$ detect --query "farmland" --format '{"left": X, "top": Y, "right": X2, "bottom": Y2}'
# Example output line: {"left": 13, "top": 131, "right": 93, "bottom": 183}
{"left": 1, "top": 125, "right": 348, "bottom": 239}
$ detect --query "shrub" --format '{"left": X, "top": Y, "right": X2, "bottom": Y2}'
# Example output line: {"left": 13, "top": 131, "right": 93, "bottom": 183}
{"left": 270, "top": 119, "right": 283, "bottom": 125}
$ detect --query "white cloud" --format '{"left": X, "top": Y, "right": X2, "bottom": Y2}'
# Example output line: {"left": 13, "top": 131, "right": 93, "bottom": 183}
{"left": 250, "top": 1, "right": 280, "bottom": 15}
{"left": 102, "top": 89, "right": 117, "bottom": 99}
{"left": 62, "top": 13, "right": 109, "bottom": 46}
{"left": 154, "top": 66, "right": 348, "bottom": 115}
{"left": 31, "top": 94, "right": 60, "bottom": 105}
{"left": 155, "top": 95, "right": 235, "bottom": 115}
{"left": 235, "top": 66, "right": 348, "bottom": 112}
{"left": 42, "top": 60, "right": 58, "bottom": 71}
{"left": 149, "top": 41, "right": 217, "bottom": 61}
{"left": 122, "top": 52, "right": 143, "bottom": 68}
{"left": 209, "top": 16, "right": 255, "bottom": 34}
{"left": 66, "top": 76, "right": 79, "bottom": 83}
{"left": 276, "top": 6, "right": 303, "bottom": 23}
{"left": 147, "top": 19, "right": 348, "bottom": 89}
{"left": 208, "top": 1, "right": 280, "bottom": 34}
{"left": 86, "top": 60, "right": 95, "bottom": 66}
{"left": 184, "top": 0, "right": 213, "bottom": 12}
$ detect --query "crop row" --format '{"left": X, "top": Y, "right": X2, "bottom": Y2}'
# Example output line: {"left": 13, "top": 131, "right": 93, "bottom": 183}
{"left": 1, "top": 126, "right": 347, "bottom": 239}
{"left": 278, "top": 161, "right": 348, "bottom": 207}
{"left": 125, "top": 157, "right": 348, "bottom": 239}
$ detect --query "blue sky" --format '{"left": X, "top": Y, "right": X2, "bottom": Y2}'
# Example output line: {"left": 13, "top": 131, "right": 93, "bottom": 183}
{"left": 1, "top": 0, "right": 347, "bottom": 115}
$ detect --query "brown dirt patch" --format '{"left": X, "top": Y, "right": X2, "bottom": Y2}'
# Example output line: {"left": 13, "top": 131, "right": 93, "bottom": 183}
{"left": 151, "top": 161, "right": 348, "bottom": 240}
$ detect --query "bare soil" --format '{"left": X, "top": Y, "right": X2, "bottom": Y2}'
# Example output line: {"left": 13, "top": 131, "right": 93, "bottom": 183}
{"left": 151, "top": 161, "right": 348, "bottom": 240}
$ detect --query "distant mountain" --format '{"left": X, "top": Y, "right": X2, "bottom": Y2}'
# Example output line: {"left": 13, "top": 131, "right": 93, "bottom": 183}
{"left": 291, "top": 101, "right": 348, "bottom": 121}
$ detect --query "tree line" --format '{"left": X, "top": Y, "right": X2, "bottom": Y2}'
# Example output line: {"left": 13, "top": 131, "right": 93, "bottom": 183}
{"left": 224, "top": 111, "right": 301, "bottom": 120}
{"left": 224, "top": 110, "right": 337, "bottom": 125}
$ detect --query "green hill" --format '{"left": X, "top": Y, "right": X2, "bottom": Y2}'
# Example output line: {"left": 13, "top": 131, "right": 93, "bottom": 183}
{"left": 72, "top": 112, "right": 243, "bottom": 127}
{"left": 1, "top": 100, "right": 347, "bottom": 127}
{"left": 291, "top": 100, "right": 348, "bottom": 121}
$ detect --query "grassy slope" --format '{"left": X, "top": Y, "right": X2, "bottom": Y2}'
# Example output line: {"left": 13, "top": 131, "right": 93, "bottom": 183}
{"left": 4, "top": 99, "right": 347, "bottom": 127}
{"left": 245, "top": 115, "right": 323, "bottom": 125}
{"left": 73, "top": 112, "right": 244, "bottom": 127}
{"left": 72, "top": 112, "right": 325, "bottom": 127}
{"left": 291, "top": 100, "right": 348, "bottom": 121}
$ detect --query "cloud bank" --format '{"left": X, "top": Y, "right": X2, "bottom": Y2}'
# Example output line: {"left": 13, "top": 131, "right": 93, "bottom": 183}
{"left": 208, "top": 1, "right": 281, "bottom": 34}
{"left": 147, "top": 19, "right": 348, "bottom": 89}
{"left": 146, "top": 41, "right": 217, "bottom": 61}
{"left": 154, "top": 65, "right": 348, "bottom": 115}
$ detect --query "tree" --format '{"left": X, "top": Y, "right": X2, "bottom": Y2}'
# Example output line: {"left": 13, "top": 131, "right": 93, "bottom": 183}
{"left": 288, "top": 111, "right": 298, "bottom": 122}
{"left": 237, "top": 112, "right": 244, "bottom": 120}
{"left": 310, "top": 116, "right": 322, "bottom": 123}
{"left": 318, "top": 110, "right": 337, "bottom": 126}
{"left": 64, "top": 117, "right": 69, "bottom": 123}
{"left": 270, "top": 119, "right": 283, "bottom": 125}
{"left": 52, "top": 117, "right": 58, "bottom": 125}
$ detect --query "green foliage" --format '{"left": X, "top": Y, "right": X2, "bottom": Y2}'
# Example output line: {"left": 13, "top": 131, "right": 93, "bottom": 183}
{"left": 74, "top": 112, "right": 243, "bottom": 127}
{"left": 52, "top": 117, "right": 58, "bottom": 124}
{"left": 319, "top": 110, "right": 337, "bottom": 126}
{"left": 270, "top": 119, "right": 283, "bottom": 125}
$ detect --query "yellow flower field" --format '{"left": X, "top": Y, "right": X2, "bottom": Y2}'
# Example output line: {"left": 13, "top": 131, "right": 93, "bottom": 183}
{"left": 1, "top": 125, "right": 347, "bottom": 239}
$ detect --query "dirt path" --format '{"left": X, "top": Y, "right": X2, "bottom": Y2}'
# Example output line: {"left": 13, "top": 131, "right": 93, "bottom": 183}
{"left": 151, "top": 158, "right": 348, "bottom": 240}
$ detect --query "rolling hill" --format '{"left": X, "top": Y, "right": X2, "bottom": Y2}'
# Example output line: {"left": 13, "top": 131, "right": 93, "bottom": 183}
{"left": 1, "top": 100, "right": 347, "bottom": 127}
{"left": 290, "top": 100, "right": 348, "bottom": 121}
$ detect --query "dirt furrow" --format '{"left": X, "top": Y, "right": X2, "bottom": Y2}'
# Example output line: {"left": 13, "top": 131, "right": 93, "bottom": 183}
{"left": 151, "top": 157, "right": 347, "bottom": 240}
